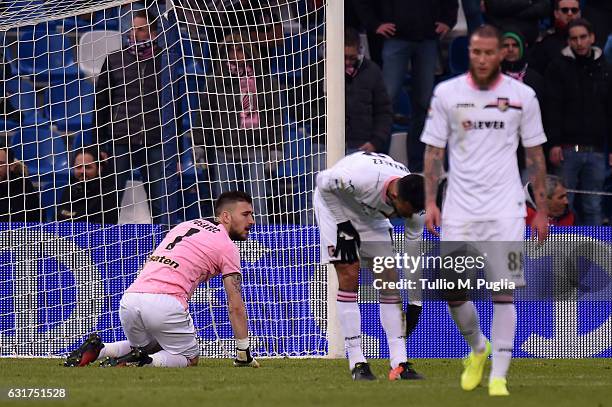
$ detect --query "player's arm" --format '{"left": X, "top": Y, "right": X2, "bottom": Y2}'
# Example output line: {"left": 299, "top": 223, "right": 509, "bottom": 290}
{"left": 420, "top": 87, "right": 450, "bottom": 236}
{"left": 423, "top": 145, "right": 445, "bottom": 236}
{"left": 521, "top": 91, "right": 549, "bottom": 243}
{"left": 525, "top": 145, "right": 549, "bottom": 243}
{"left": 223, "top": 273, "right": 259, "bottom": 367}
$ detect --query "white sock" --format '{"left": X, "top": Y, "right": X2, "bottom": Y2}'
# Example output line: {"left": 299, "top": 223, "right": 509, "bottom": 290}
{"left": 337, "top": 290, "right": 366, "bottom": 370}
{"left": 379, "top": 301, "right": 407, "bottom": 368}
{"left": 448, "top": 302, "right": 487, "bottom": 353}
{"left": 97, "top": 340, "right": 132, "bottom": 360}
{"left": 147, "top": 350, "right": 189, "bottom": 368}
{"left": 490, "top": 303, "right": 516, "bottom": 379}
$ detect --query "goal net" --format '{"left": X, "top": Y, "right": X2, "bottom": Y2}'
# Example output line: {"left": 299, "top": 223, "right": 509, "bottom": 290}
{"left": 0, "top": 0, "right": 329, "bottom": 357}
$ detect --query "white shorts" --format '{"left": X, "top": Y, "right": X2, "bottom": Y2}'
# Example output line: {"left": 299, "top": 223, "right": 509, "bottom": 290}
{"left": 119, "top": 292, "right": 199, "bottom": 359}
{"left": 314, "top": 189, "right": 394, "bottom": 263}
{"left": 441, "top": 218, "right": 526, "bottom": 287}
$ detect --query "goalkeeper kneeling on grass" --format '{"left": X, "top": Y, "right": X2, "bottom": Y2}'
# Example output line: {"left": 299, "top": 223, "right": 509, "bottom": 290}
{"left": 314, "top": 151, "right": 426, "bottom": 381}
{"left": 65, "top": 191, "right": 259, "bottom": 368}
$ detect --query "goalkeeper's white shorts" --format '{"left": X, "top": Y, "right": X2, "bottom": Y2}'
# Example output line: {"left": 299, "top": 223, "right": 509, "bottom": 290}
{"left": 440, "top": 218, "right": 526, "bottom": 287}
{"left": 119, "top": 292, "right": 199, "bottom": 359}
{"left": 314, "top": 189, "right": 394, "bottom": 264}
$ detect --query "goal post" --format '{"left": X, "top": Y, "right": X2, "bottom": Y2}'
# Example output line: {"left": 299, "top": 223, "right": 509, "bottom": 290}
{"left": 0, "top": 0, "right": 340, "bottom": 357}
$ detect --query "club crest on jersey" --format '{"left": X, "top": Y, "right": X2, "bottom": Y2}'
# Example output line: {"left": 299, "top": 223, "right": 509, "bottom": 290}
{"left": 496, "top": 97, "right": 510, "bottom": 112}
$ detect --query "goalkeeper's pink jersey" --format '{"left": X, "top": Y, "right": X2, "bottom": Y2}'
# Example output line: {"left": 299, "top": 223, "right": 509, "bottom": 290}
{"left": 126, "top": 219, "right": 241, "bottom": 309}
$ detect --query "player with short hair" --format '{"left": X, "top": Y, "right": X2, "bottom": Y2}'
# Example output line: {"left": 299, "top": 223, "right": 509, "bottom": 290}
{"left": 314, "top": 151, "right": 425, "bottom": 381}
{"left": 421, "top": 25, "right": 549, "bottom": 396}
{"left": 65, "top": 191, "right": 259, "bottom": 368}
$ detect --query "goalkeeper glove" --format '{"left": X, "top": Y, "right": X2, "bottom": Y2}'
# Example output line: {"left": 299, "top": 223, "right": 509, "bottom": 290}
{"left": 233, "top": 347, "right": 260, "bottom": 368}
{"left": 333, "top": 221, "right": 361, "bottom": 263}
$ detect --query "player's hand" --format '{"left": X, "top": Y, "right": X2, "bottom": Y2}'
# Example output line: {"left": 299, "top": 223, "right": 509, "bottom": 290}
{"left": 424, "top": 202, "right": 441, "bottom": 237}
{"left": 549, "top": 146, "right": 563, "bottom": 167}
{"left": 530, "top": 211, "right": 549, "bottom": 244}
{"left": 234, "top": 347, "right": 260, "bottom": 368}
{"left": 376, "top": 23, "right": 396, "bottom": 38}
{"left": 334, "top": 221, "right": 361, "bottom": 263}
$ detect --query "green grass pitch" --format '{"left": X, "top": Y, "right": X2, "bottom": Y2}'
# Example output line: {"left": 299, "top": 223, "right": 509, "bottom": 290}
{"left": 0, "top": 358, "right": 610, "bottom": 407}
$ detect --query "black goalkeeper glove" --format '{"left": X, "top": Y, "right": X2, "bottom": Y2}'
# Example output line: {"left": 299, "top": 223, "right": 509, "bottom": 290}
{"left": 233, "top": 347, "right": 260, "bottom": 368}
{"left": 333, "top": 221, "right": 361, "bottom": 263}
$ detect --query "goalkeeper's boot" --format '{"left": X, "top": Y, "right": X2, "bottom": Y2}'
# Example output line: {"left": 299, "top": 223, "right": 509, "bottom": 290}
{"left": 100, "top": 348, "right": 152, "bottom": 368}
{"left": 489, "top": 377, "right": 510, "bottom": 396}
{"left": 351, "top": 362, "right": 376, "bottom": 381}
{"left": 64, "top": 333, "right": 104, "bottom": 367}
{"left": 461, "top": 340, "right": 491, "bottom": 391}
{"left": 388, "top": 361, "right": 424, "bottom": 380}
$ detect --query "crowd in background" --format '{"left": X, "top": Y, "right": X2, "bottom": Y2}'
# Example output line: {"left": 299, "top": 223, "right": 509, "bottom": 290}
{"left": 345, "top": 0, "right": 612, "bottom": 226}
{"left": 0, "top": 0, "right": 611, "bottom": 227}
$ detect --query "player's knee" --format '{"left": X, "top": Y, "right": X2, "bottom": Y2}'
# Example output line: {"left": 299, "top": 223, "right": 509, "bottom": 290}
{"left": 187, "top": 356, "right": 199, "bottom": 367}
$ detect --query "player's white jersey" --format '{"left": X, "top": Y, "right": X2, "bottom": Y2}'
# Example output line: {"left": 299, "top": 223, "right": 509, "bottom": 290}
{"left": 315, "top": 151, "right": 409, "bottom": 223}
{"left": 420, "top": 73, "right": 547, "bottom": 221}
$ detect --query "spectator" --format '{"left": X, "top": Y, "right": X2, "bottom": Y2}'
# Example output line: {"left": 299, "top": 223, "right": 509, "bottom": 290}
{"left": 345, "top": 27, "right": 392, "bottom": 153}
{"left": 528, "top": 0, "right": 581, "bottom": 75}
{"left": 199, "top": 32, "right": 283, "bottom": 224}
{"left": 525, "top": 174, "right": 574, "bottom": 226}
{"left": 501, "top": 30, "right": 544, "bottom": 99}
{"left": 374, "top": 0, "right": 458, "bottom": 172}
{"left": 483, "top": 0, "right": 550, "bottom": 46}
{"left": 544, "top": 18, "right": 612, "bottom": 225}
{"left": 57, "top": 146, "right": 120, "bottom": 224}
{"left": 94, "top": 9, "right": 177, "bottom": 225}
{"left": 583, "top": 0, "right": 612, "bottom": 48}
{"left": 0, "top": 146, "right": 39, "bottom": 223}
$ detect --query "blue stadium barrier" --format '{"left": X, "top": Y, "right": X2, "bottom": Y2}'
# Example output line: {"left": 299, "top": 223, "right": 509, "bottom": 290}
{"left": 0, "top": 224, "right": 610, "bottom": 358}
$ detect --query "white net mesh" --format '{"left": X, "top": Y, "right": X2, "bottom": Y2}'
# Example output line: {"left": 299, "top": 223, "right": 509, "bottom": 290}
{"left": 0, "top": 0, "right": 328, "bottom": 357}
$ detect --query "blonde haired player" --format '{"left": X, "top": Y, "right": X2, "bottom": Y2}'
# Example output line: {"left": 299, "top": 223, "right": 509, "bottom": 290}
{"left": 421, "top": 25, "right": 549, "bottom": 396}
{"left": 65, "top": 191, "right": 259, "bottom": 368}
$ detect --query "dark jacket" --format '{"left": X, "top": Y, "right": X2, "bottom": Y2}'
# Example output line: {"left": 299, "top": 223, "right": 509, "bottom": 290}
{"left": 527, "top": 29, "right": 568, "bottom": 75}
{"left": 585, "top": 0, "right": 612, "bottom": 12}
{"left": 95, "top": 49, "right": 163, "bottom": 146}
{"left": 56, "top": 177, "right": 120, "bottom": 224}
{"left": 0, "top": 174, "right": 40, "bottom": 223}
{"left": 484, "top": 0, "right": 550, "bottom": 46}
{"left": 346, "top": 58, "right": 392, "bottom": 152}
{"left": 544, "top": 46, "right": 612, "bottom": 150}
{"left": 365, "top": 0, "right": 458, "bottom": 41}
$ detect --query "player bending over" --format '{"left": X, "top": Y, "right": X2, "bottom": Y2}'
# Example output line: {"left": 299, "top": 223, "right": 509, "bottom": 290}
{"left": 65, "top": 191, "right": 259, "bottom": 368}
{"left": 421, "top": 25, "right": 549, "bottom": 396}
{"left": 315, "top": 151, "right": 425, "bottom": 381}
